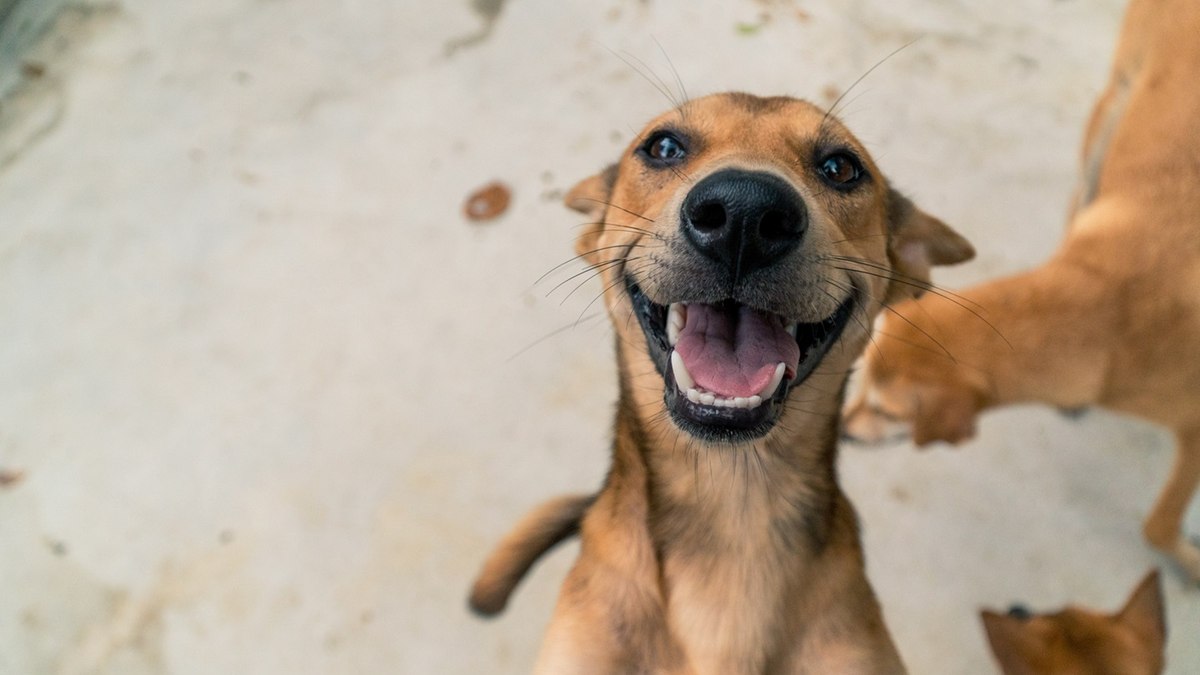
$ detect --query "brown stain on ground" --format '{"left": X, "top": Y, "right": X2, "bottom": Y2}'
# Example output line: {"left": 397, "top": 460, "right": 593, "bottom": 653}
{"left": 41, "top": 543, "right": 253, "bottom": 675}
{"left": 463, "top": 181, "right": 512, "bottom": 221}
{"left": 444, "top": 0, "right": 509, "bottom": 57}
{"left": 0, "top": 4, "right": 123, "bottom": 174}
{"left": 0, "top": 467, "right": 24, "bottom": 487}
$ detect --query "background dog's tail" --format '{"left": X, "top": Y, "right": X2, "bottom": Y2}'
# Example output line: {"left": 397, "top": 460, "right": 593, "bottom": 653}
{"left": 467, "top": 493, "right": 595, "bottom": 617}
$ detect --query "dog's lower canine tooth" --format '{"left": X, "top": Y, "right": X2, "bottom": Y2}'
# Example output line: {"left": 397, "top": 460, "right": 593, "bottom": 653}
{"left": 757, "top": 362, "right": 787, "bottom": 399}
{"left": 671, "top": 351, "right": 695, "bottom": 391}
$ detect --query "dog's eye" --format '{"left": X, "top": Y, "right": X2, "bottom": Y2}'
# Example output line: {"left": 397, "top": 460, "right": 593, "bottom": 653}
{"left": 818, "top": 152, "right": 864, "bottom": 188}
{"left": 640, "top": 132, "right": 687, "bottom": 165}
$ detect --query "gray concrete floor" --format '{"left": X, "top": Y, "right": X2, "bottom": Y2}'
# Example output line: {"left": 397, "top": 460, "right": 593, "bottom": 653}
{"left": 0, "top": 0, "right": 1196, "bottom": 673}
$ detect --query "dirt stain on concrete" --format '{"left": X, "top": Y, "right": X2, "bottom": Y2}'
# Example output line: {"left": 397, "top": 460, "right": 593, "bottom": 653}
{"left": 45, "top": 543, "right": 253, "bottom": 675}
{"left": 444, "top": 0, "right": 509, "bottom": 57}
{"left": 0, "top": 4, "right": 122, "bottom": 174}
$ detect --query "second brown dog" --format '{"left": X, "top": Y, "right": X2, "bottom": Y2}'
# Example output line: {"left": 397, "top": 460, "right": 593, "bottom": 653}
{"left": 843, "top": 0, "right": 1200, "bottom": 582}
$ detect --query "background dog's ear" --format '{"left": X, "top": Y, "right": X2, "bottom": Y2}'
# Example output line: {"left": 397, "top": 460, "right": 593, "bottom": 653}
{"left": 885, "top": 189, "right": 975, "bottom": 304}
{"left": 911, "top": 385, "right": 978, "bottom": 447}
{"left": 980, "top": 610, "right": 1050, "bottom": 674}
{"left": 1116, "top": 569, "right": 1167, "bottom": 645}
{"left": 565, "top": 164, "right": 618, "bottom": 263}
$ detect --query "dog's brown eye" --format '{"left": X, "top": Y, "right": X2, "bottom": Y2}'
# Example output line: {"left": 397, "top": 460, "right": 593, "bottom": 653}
{"left": 640, "top": 132, "right": 687, "bottom": 165}
{"left": 818, "top": 153, "right": 863, "bottom": 188}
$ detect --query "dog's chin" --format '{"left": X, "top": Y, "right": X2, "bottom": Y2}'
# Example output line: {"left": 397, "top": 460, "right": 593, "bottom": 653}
{"left": 626, "top": 276, "right": 856, "bottom": 444}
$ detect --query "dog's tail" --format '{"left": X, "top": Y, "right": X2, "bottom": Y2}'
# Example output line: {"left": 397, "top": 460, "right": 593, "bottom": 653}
{"left": 468, "top": 493, "right": 595, "bottom": 617}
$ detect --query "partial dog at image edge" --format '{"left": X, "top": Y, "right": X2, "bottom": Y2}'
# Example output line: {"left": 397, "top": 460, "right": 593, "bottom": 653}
{"left": 468, "top": 92, "right": 973, "bottom": 673}
{"left": 842, "top": 0, "right": 1200, "bottom": 582}
{"left": 981, "top": 569, "right": 1167, "bottom": 675}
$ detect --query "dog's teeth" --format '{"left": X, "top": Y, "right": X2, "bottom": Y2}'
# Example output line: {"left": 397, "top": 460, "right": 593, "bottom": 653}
{"left": 785, "top": 322, "right": 798, "bottom": 336}
{"left": 756, "top": 362, "right": 787, "bottom": 399}
{"left": 671, "top": 351, "right": 695, "bottom": 391}
{"left": 679, "top": 384, "right": 767, "bottom": 409}
{"left": 667, "top": 303, "right": 685, "bottom": 346}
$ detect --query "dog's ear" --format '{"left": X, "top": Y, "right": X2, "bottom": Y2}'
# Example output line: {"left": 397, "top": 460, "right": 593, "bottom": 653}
{"left": 885, "top": 189, "right": 974, "bottom": 304}
{"left": 980, "top": 610, "right": 1049, "bottom": 674}
{"left": 565, "top": 164, "right": 619, "bottom": 264}
{"left": 911, "top": 385, "right": 978, "bottom": 447}
{"left": 1116, "top": 569, "right": 1167, "bottom": 646}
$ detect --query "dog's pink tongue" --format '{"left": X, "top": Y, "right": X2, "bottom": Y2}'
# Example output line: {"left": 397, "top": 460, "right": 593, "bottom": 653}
{"left": 675, "top": 304, "right": 800, "bottom": 398}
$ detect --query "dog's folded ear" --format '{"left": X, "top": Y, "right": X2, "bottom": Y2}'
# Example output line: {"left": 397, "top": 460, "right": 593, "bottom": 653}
{"left": 565, "top": 164, "right": 619, "bottom": 263}
{"left": 885, "top": 188, "right": 974, "bottom": 304}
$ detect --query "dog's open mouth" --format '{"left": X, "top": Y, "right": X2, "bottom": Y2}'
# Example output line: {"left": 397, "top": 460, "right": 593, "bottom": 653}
{"left": 628, "top": 276, "right": 855, "bottom": 441}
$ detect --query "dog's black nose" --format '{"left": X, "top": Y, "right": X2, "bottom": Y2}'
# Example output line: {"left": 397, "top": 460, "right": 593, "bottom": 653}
{"left": 681, "top": 169, "right": 807, "bottom": 279}
{"left": 1006, "top": 604, "right": 1033, "bottom": 620}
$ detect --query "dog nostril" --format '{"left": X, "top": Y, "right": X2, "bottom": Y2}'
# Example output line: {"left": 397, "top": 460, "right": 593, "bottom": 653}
{"left": 759, "top": 210, "right": 790, "bottom": 240}
{"left": 690, "top": 202, "right": 727, "bottom": 232}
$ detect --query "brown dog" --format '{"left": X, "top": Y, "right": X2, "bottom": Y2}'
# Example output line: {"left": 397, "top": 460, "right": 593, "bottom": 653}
{"left": 469, "top": 92, "right": 973, "bottom": 673}
{"left": 843, "top": 0, "right": 1200, "bottom": 581}
{"left": 980, "top": 570, "right": 1167, "bottom": 675}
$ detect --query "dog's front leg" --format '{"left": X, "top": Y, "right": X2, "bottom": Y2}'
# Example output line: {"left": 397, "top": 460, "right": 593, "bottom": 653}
{"left": 532, "top": 566, "right": 664, "bottom": 675}
{"left": 533, "top": 608, "right": 648, "bottom": 675}
{"left": 1142, "top": 427, "right": 1200, "bottom": 582}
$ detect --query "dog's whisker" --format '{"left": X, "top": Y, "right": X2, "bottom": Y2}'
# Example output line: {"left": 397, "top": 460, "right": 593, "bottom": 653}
{"left": 534, "top": 244, "right": 654, "bottom": 286}
{"left": 546, "top": 258, "right": 628, "bottom": 302}
{"left": 652, "top": 36, "right": 690, "bottom": 118}
{"left": 575, "top": 221, "right": 666, "bottom": 241}
{"left": 820, "top": 39, "right": 918, "bottom": 131}
{"left": 820, "top": 255, "right": 981, "bottom": 307}
{"left": 821, "top": 276, "right": 884, "bottom": 362}
{"left": 575, "top": 274, "right": 630, "bottom": 326}
{"left": 821, "top": 261, "right": 1012, "bottom": 350}
{"left": 606, "top": 46, "right": 682, "bottom": 112}
{"left": 504, "top": 312, "right": 608, "bottom": 362}
{"left": 575, "top": 197, "right": 656, "bottom": 223}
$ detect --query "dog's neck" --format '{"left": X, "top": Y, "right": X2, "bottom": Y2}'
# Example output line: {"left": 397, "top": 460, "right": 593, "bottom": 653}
{"left": 634, "top": 403, "right": 841, "bottom": 557}
{"left": 605, "top": 360, "right": 849, "bottom": 671}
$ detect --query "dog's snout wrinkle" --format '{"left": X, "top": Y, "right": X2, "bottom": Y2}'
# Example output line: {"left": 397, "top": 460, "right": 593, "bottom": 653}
{"left": 681, "top": 168, "right": 807, "bottom": 280}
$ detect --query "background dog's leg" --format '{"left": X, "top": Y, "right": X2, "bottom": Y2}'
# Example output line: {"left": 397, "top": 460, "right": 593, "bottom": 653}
{"left": 1142, "top": 429, "right": 1200, "bottom": 582}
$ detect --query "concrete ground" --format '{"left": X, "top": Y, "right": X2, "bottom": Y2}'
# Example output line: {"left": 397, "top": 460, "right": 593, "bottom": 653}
{"left": 0, "top": 0, "right": 1195, "bottom": 673}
